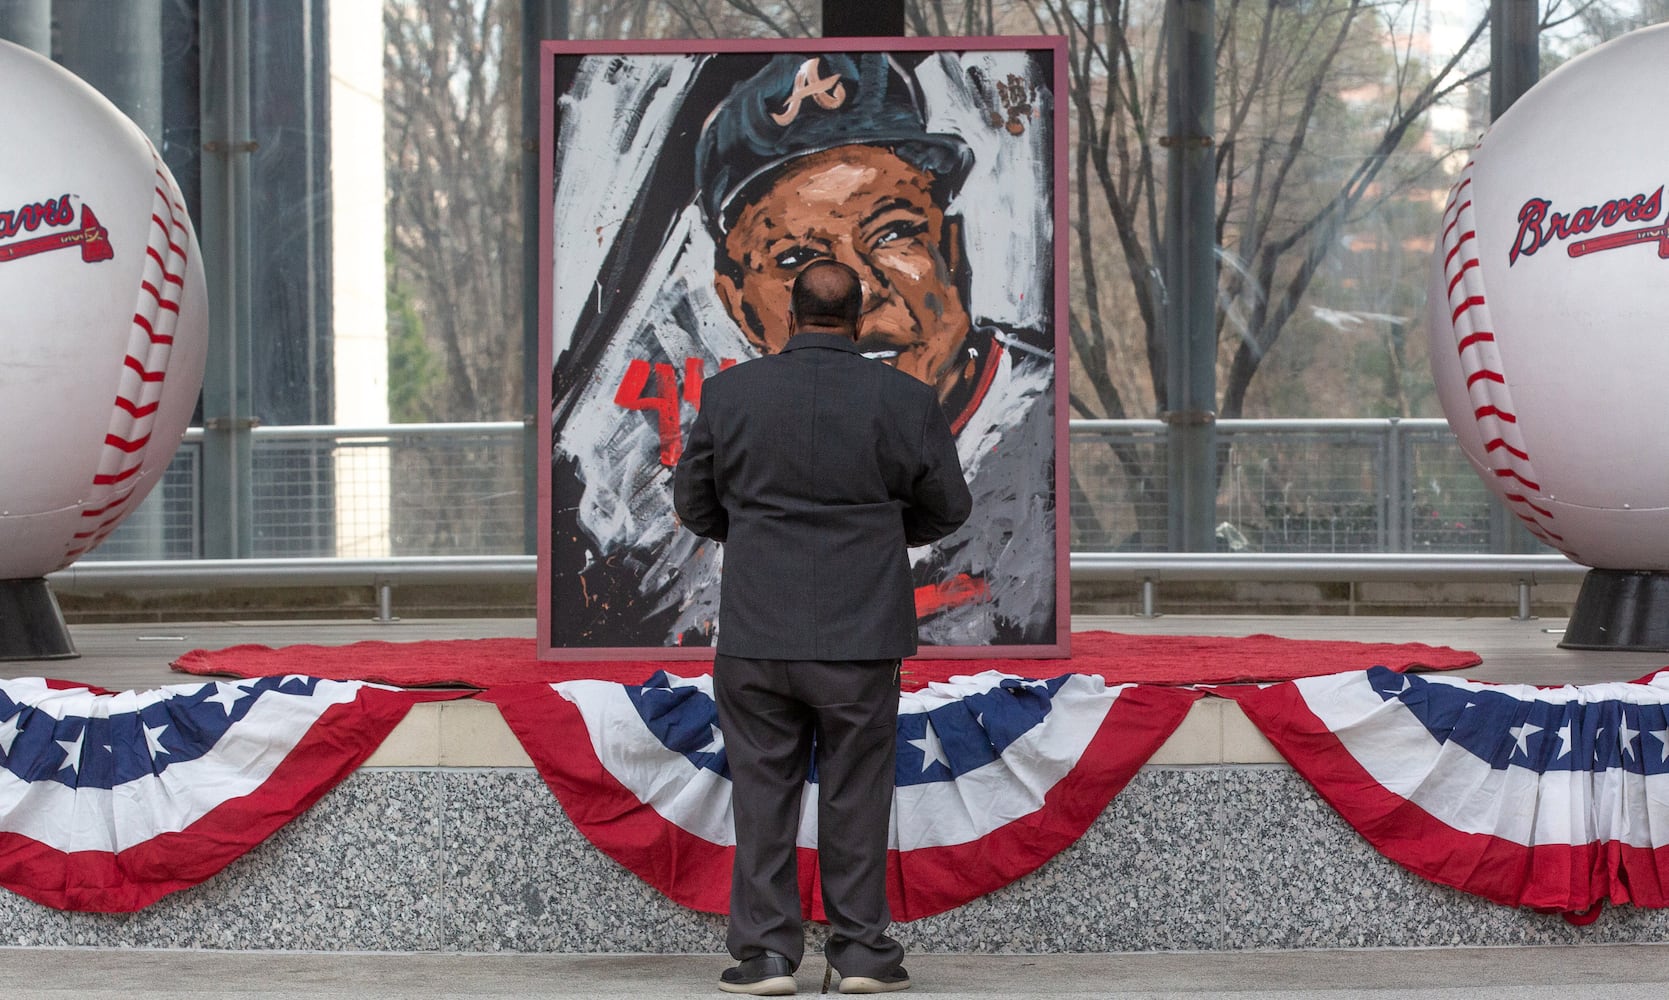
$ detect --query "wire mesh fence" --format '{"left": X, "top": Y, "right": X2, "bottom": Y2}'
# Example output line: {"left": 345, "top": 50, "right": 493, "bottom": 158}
{"left": 93, "top": 425, "right": 528, "bottom": 562}
{"left": 93, "top": 441, "right": 203, "bottom": 561}
{"left": 84, "top": 419, "right": 1547, "bottom": 562}
{"left": 1062, "top": 419, "right": 1533, "bottom": 554}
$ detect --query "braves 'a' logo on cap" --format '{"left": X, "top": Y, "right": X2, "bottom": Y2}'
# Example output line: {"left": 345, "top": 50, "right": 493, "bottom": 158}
{"left": 0, "top": 194, "right": 112, "bottom": 266}
{"left": 771, "top": 57, "right": 847, "bottom": 126}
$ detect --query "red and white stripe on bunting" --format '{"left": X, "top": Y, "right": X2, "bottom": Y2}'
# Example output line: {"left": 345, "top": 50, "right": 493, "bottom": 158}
{"left": 481, "top": 670, "right": 1201, "bottom": 920}
{"left": 1218, "top": 666, "right": 1669, "bottom": 914}
{"left": 0, "top": 676, "right": 460, "bottom": 912}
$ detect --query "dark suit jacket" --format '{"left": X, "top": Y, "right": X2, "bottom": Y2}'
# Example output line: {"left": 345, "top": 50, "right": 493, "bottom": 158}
{"left": 673, "top": 332, "right": 973, "bottom": 659}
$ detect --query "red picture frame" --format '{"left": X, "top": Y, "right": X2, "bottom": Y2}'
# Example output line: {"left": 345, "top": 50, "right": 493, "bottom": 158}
{"left": 538, "top": 36, "right": 1070, "bottom": 660}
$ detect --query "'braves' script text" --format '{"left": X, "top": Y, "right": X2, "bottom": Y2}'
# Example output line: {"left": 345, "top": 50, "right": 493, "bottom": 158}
{"left": 1510, "top": 186, "right": 1662, "bottom": 265}
{"left": 0, "top": 195, "right": 75, "bottom": 241}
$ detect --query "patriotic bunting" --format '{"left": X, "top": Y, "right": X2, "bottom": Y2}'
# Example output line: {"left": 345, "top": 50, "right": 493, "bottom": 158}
{"left": 481, "top": 671, "right": 1201, "bottom": 920}
{"left": 0, "top": 676, "right": 459, "bottom": 912}
{"left": 23, "top": 651, "right": 1667, "bottom": 922}
{"left": 1219, "top": 667, "right": 1669, "bottom": 915}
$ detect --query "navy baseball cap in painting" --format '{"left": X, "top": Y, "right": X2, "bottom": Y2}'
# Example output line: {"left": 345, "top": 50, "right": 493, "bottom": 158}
{"left": 694, "top": 52, "right": 973, "bottom": 236}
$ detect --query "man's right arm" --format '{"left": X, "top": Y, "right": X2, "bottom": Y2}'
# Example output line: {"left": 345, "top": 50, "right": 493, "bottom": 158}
{"left": 673, "top": 404, "right": 728, "bottom": 541}
{"left": 902, "top": 400, "right": 972, "bottom": 547}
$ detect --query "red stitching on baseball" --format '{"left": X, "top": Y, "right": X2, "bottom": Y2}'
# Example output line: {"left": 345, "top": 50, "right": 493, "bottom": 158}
{"left": 1504, "top": 494, "right": 1554, "bottom": 519}
{"left": 1495, "top": 468, "right": 1540, "bottom": 491}
{"left": 1466, "top": 370, "right": 1505, "bottom": 388}
{"left": 1451, "top": 295, "right": 1487, "bottom": 324}
{"left": 114, "top": 397, "right": 160, "bottom": 418}
{"left": 132, "top": 313, "right": 174, "bottom": 345}
{"left": 1447, "top": 258, "right": 1480, "bottom": 296}
{"left": 1443, "top": 239, "right": 1473, "bottom": 270}
{"left": 1457, "top": 331, "right": 1494, "bottom": 352}
{"left": 92, "top": 465, "right": 142, "bottom": 486}
{"left": 123, "top": 356, "right": 166, "bottom": 382}
{"left": 1484, "top": 438, "right": 1529, "bottom": 461}
{"left": 80, "top": 493, "right": 132, "bottom": 518}
{"left": 1473, "top": 405, "right": 1516, "bottom": 423}
{"left": 103, "top": 433, "right": 153, "bottom": 454}
{"left": 67, "top": 150, "right": 193, "bottom": 563}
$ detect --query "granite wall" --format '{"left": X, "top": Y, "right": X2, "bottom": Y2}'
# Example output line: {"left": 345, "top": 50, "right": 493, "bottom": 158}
{"left": 5, "top": 766, "right": 1665, "bottom": 952}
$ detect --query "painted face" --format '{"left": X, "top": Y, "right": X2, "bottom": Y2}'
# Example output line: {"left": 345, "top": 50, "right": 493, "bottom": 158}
{"left": 715, "top": 146, "right": 973, "bottom": 400}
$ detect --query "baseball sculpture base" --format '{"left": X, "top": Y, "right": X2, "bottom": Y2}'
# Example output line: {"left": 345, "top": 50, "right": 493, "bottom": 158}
{"left": 1559, "top": 569, "right": 1669, "bottom": 651}
{"left": 0, "top": 578, "right": 78, "bottom": 661}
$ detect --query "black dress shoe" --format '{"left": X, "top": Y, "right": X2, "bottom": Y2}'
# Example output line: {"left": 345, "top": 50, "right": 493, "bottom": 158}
{"left": 837, "top": 965, "right": 911, "bottom": 994}
{"left": 718, "top": 951, "right": 797, "bottom": 995}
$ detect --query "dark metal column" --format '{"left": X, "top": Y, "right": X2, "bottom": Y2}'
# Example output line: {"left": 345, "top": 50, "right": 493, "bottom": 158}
{"left": 56, "top": 0, "right": 164, "bottom": 143}
{"left": 823, "top": 1, "right": 904, "bottom": 36}
{"left": 200, "top": 0, "right": 256, "bottom": 558}
{"left": 1163, "top": 0, "right": 1218, "bottom": 551}
{"left": 1490, "top": 0, "right": 1539, "bottom": 121}
{"left": 1490, "top": 0, "right": 1539, "bottom": 557}
{"left": 523, "top": 0, "right": 569, "bottom": 555}
{"left": 0, "top": 0, "right": 48, "bottom": 53}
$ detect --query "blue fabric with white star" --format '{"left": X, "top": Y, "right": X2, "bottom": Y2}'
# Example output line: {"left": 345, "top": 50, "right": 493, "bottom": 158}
{"left": 1367, "top": 666, "right": 1669, "bottom": 774}
{"left": 0, "top": 677, "right": 320, "bottom": 789}
{"left": 624, "top": 669, "right": 1067, "bottom": 785}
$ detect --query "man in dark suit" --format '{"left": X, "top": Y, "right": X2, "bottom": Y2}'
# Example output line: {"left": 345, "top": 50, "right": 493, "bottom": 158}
{"left": 673, "top": 261, "right": 972, "bottom": 996}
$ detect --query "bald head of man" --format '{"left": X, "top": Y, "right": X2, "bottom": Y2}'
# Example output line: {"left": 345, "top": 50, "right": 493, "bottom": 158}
{"left": 790, "top": 260, "right": 864, "bottom": 338}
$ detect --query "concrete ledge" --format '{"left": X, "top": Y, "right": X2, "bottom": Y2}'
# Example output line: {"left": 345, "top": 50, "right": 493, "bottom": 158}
{"left": 362, "top": 696, "right": 1280, "bottom": 768}
{"left": 365, "top": 699, "right": 533, "bottom": 767}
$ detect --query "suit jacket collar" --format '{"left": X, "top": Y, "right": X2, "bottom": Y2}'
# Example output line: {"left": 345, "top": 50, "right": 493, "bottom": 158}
{"left": 780, "top": 332, "right": 862, "bottom": 355}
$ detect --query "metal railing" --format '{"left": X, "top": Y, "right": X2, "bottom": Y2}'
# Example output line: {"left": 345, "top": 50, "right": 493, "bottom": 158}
{"left": 91, "top": 417, "right": 1544, "bottom": 562}
{"left": 49, "top": 551, "right": 1584, "bottom": 622}
{"left": 67, "top": 417, "right": 1579, "bottom": 618}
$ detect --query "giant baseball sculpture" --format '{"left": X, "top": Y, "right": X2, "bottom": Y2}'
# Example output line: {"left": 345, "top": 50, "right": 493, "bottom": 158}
{"left": 1429, "top": 23, "right": 1669, "bottom": 648}
{"left": 0, "top": 40, "right": 209, "bottom": 659}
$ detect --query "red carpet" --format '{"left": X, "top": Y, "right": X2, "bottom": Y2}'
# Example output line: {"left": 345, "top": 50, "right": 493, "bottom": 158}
{"left": 170, "top": 632, "right": 1480, "bottom": 689}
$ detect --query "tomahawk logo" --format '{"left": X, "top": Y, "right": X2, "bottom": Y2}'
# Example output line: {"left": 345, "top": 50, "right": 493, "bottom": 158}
{"left": 0, "top": 194, "right": 113, "bottom": 265}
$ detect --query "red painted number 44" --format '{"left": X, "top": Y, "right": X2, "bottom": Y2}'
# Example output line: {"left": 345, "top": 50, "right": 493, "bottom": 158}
{"left": 613, "top": 357, "right": 737, "bottom": 466}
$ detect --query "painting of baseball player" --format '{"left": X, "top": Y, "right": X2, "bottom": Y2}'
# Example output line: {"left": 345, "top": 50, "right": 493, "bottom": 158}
{"left": 544, "top": 43, "right": 1064, "bottom": 655}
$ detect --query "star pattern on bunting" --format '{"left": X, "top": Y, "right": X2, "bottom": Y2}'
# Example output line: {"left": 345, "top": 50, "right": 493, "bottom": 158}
{"left": 55, "top": 724, "right": 86, "bottom": 778}
{"left": 143, "top": 721, "right": 171, "bottom": 760}
{"left": 1619, "top": 718, "right": 1641, "bottom": 761}
{"left": 203, "top": 682, "right": 255, "bottom": 716}
{"left": 907, "top": 721, "right": 950, "bottom": 774}
{"left": 1365, "top": 668, "right": 1669, "bottom": 774}
{"left": 0, "top": 711, "right": 20, "bottom": 758}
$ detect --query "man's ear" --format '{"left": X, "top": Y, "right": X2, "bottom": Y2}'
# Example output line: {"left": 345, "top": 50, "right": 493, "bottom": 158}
{"left": 714, "top": 268, "right": 745, "bottom": 326}
{"left": 714, "top": 268, "right": 769, "bottom": 352}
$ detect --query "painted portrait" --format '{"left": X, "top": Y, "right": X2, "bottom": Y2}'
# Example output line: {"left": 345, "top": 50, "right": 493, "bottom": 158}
{"left": 539, "top": 38, "right": 1067, "bottom": 659}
